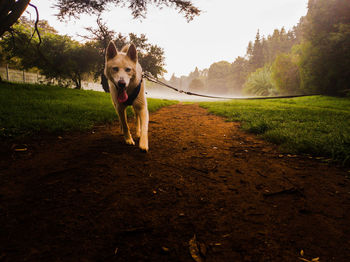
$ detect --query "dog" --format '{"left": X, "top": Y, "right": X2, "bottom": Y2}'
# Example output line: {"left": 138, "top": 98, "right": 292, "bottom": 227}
{"left": 104, "top": 41, "right": 149, "bottom": 151}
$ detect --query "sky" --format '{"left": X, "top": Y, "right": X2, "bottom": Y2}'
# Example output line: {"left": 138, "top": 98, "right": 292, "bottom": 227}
{"left": 26, "top": 0, "right": 308, "bottom": 80}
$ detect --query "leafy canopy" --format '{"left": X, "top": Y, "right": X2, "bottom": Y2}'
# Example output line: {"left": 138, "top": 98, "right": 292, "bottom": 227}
{"left": 55, "top": 0, "right": 200, "bottom": 21}
{"left": 1, "top": 0, "right": 200, "bottom": 37}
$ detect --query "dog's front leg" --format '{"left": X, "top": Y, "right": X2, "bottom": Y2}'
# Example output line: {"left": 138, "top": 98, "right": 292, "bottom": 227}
{"left": 117, "top": 106, "right": 135, "bottom": 145}
{"left": 135, "top": 113, "right": 141, "bottom": 139}
{"left": 138, "top": 108, "right": 149, "bottom": 151}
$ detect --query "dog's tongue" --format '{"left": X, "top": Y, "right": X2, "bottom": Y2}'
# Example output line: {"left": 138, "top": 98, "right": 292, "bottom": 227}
{"left": 117, "top": 89, "right": 128, "bottom": 103}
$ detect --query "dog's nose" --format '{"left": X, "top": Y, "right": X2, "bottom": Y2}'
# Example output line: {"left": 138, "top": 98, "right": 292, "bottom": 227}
{"left": 118, "top": 79, "right": 126, "bottom": 88}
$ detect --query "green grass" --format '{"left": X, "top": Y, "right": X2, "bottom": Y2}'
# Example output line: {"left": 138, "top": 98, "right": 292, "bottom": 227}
{"left": 200, "top": 96, "right": 350, "bottom": 165}
{"left": 0, "top": 82, "right": 177, "bottom": 139}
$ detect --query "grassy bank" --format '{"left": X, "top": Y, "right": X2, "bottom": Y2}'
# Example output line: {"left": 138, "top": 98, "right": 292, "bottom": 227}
{"left": 200, "top": 96, "right": 350, "bottom": 165}
{"left": 0, "top": 82, "right": 177, "bottom": 139}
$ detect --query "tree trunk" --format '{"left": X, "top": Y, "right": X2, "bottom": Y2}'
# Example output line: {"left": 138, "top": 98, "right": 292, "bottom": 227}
{"left": 0, "top": 0, "right": 31, "bottom": 37}
{"left": 75, "top": 74, "right": 82, "bottom": 89}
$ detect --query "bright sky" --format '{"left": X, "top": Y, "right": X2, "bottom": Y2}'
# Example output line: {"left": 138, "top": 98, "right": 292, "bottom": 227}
{"left": 27, "top": 0, "right": 308, "bottom": 79}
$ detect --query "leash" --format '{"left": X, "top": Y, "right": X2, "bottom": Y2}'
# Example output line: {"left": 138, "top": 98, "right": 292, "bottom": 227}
{"left": 143, "top": 72, "right": 320, "bottom": 100}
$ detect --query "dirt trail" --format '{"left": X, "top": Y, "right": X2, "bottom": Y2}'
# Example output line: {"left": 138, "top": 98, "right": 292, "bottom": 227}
{"left": 0, "top": 104, "right": 349, "bottom": 262}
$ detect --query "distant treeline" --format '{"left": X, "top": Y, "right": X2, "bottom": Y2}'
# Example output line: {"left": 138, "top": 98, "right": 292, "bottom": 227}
{"left": 0, "top": 17, "right": 166, "bottom": 90}
{"left": 164, "top": 0, "right": 350, "bottom": 97}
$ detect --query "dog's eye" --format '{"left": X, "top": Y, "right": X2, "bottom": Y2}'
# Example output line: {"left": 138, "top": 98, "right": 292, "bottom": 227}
{"left": 112, "top": 67, "right": 119, "bottom": 72}
{"left": 125, "top": 68, "right": 131, "bottom": 72}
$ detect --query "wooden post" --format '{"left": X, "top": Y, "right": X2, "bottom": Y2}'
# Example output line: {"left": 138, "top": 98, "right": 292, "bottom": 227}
{"left": 6, "top": 64, "right": 9, "bottom": 81}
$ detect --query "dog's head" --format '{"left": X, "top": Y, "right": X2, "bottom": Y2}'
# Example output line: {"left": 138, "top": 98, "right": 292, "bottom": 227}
{"left": 105, "top": 41, "right": 138, "bottom": 103}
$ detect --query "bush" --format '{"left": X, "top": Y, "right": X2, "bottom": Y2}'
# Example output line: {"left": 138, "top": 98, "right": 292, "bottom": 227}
{"left": 243, "top": 65, "right": 277, "bottom": 96}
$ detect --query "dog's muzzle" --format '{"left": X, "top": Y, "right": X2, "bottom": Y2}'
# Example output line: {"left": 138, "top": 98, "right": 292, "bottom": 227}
{"left": 114, "top": 79, "right": 128, "bottom": 103}
{"left": 118, "top": 79, "right": 126, "bottom": 88}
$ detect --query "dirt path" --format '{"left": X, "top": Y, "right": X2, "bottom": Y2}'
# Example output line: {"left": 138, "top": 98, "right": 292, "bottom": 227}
{"left": 0, "top": 104, "right": 349, "bottom": 262}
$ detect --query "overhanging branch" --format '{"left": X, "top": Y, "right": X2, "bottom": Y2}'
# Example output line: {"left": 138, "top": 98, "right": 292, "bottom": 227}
{"left": 28, "top": 3, "right": 42, "bottom": 46}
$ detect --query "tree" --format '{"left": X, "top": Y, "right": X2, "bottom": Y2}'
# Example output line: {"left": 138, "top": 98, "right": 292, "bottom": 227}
{"left": 188, "top": 66, "right": 200, "bottom": 80}
{"left": 207, "top": 61, "right": 232, "bottom": 94}
{"left": 127, "top": 33, "right": 166, "bottom": 78}
{"left": 188, "top": 78, "right": 204, "bottom": 92}
{"left": 1, "top": 17, "right": 40, "bottom": 69}
{"left": 82, "top": 16, "right": 115, "bottom": 92}
{"left": 229, "top": 56, "right": 249, "bottom": 95}
{"left": 1, "top": 18, "right": 100, "bottom": 88}
{"left": 271, "top": 53, "right": 301, "bottom": 95}
{"left": 246, "top": 41, "right": 253, "bottom": 59}
{"left": 249, "top": 30, "right": 264, "bottom": 70}
{"left": 35, "top": 36, "right": 100, "bottom": 89}
{"left": 66, "top": 16, "right": 166, "bottom": 92}
{"left": 299, "top": 0, "right": 350, "bottom": 95}
{"left": 0, "top": 0, "right": 200, "bottom": 37}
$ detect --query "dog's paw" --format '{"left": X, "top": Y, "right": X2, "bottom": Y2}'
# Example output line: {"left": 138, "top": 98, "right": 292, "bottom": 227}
{"left": 139, "top": 145, "right": 148, "bottom": 152}
{"left": 125, "top": 137, "right": 135, "bottom": 146}
{"left": 139, "top": 139, "right": 148, "bottom": 152}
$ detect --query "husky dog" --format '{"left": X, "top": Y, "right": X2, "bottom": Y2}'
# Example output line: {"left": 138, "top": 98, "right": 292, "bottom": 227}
{"left": 104, "top": 41, "right": 149, "bottom": 151}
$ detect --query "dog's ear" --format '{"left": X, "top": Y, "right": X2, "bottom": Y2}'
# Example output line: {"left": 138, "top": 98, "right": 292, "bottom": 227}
{"left": 127, "top": 43, "right": 137, "bottom": 62}
{"left": 106, "top": 41, "right": 117, "bottom": 60}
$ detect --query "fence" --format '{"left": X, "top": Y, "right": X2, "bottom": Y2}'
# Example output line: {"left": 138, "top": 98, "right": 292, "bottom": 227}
{"left": 0, "top": 66, "right": 105, "bottom": 92}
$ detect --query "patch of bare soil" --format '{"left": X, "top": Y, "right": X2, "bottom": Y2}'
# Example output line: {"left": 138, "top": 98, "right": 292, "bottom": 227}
{"left": 0, "top": 104, "right": 349, "bottom": 262}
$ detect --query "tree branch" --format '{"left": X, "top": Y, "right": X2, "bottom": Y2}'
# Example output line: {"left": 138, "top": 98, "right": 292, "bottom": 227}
{"left": 28, "top": 3, "right": 42, "bottom": 46}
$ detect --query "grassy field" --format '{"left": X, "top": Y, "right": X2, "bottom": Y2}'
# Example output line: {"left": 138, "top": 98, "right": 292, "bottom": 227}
{"left": 200, "top": 96, "right": 350, "bottom": 165}
{"left": 0, "top": 82, "right": 177, "bottom": 139}
{"left": 2, "top": 82, "right": 349, "bottom": 164}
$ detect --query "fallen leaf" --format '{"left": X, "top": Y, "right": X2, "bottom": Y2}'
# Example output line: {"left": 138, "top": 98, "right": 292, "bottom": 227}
{"left": 298, "top": 257, "right": 320, "bottom": 262}
{"left": 15, "top": 148, "right": 27, "bottom": 152}
{"left": 162, "top": 246, "right": 170, "bottom": 252}
{"left": 298, "top": 258, "right": 311, "bottom": 262}
{"left": 189, "top": 235, "right": 204, "bottom": 262}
